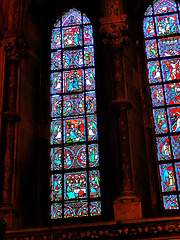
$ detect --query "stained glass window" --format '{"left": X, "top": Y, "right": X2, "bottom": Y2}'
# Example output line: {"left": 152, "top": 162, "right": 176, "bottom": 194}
{"left": 50, "top": 8, "right": 101, "bottom": 219}
{"left": 144, "top": 0, "right": 180, "bottom": 210}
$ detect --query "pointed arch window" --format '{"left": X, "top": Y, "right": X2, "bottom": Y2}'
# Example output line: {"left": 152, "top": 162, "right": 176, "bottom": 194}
{"left": 143, "top": 0, "right": 180, "bottom": 210}
{"left": 50, "top": 8, "right": 101, "bottom": 219}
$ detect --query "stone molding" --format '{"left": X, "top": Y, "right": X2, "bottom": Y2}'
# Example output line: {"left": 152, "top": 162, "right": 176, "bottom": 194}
{"left": 99, "top": 15, "right": 128, "bottom": 47}
{"left": 4, "top": 37, "right": 30, "bottom": 60}
{"left": 103, "top": 0, "right": 121, "bottom": 18}
{"left": 110, "top": 98, "right": 132, "bottom": 111}
{"left": 5, "top": 219, "right": 180, "bottom": 240}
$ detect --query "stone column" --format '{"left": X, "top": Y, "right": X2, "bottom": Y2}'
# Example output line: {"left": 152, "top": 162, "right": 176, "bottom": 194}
{"left": 100, "top": 0, "right": 142, "bottom": 221}
{"left": 0, "top": 37, "right": 28, "bottom": 228}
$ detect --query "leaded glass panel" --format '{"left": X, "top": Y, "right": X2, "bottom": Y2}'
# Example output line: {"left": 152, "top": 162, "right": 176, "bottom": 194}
{"left": 50, "top": 8, "right": 101, "bottom": 219}
{"left": 144, "top": 0, "right": 180, "bottom": 210}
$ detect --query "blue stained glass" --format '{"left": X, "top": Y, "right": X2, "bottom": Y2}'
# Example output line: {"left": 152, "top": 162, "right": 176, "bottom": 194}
{"left": 64, "top": 145, "right": 86, "bottom": 169}
{"left": 87, "top": 115, "right": 98, "bottom": 141}
{"left": 159, "top": 164, "right": 176, "bottom": 192}
{"left": 145, "top": 39, "right": 158, "bottom": 59}
{"left": 161, "top": 58, "right": 180, "bottom": 81}
{"left": 158, "top": 37, "right": 180, "bottom": 57}
{"left": 51, "top": 95, "right": 62, "bottom": 117}
{"left": 163, "top": 195, "right": 179, "bottom": 209}
{"left": 145, "top": 5, "right": 153, "bottom": 16}
{"left": 86, "top": 91, "right": 96, "bottom": 114}
{"left": 51, "top": 148, "right": 62, "bottom": 170}
{"left": 165, "top": 83, "right": 180, "bottom": 105}
{"left": 84, "top": 25, "right": 94, "bottom": 46}
{"left": 84, "top": 46, "right": 95, "bottom": 67}
{"left": 175, "top": 163, "right": 180, "bottom": 190}
{"left": 85, "top": 68, "right": 95, "bottom": 91}
{"left": 89, "top": 144, "right": 99, "bottom": 167}
{"left": 51, "top": 119, "right": 62, "bottom": 144}
{"left": 90, "top": 201, "right": 101, "bottom": 216}
{"left": 83, "top": 14, "right": 91, "bottom": 24}
{"left": 51, "top": 29, "right": 61, "bottom": 49}
{"left": 143, "top": 17, "right": 156, "bottom": 38}
{"left": 62, "top": 27, "right": 82, "bottom": 48}
{"left": 51, "top": 203, "right": 62, "bottom": 219}
{"left": 63, "top": 70, "right": 84, "bottom": 93}
{"left": 54, "top": 19, "right": 61, "bottom": 28}
{"left": 89, "top": 170, "right": 101, "bottom": 198}
{"left": 51, "top": 51, "right": 62, "bottom": 70}
{"left": 64, "top": 172, "right": 87, "bottom": 200}
{"left": 50, "top": 72, "right": 62, "bottom": 94}
{"left": 63, "top": 49, "right": 83, "bottom": 69}
{"left": 63, "top": 94, "right": 85, "bottom": 117}
{"left": 64, "top": 201, "right": 88, "bottom": 218}
{"left": 64, "top": 117, "right": 86, "bottom": 143}
{"left": 171, "top": 135, "right": 180, "bottom": 159}
{"left": 153, "top": 109, "right": 168, "bottom": 134}
{"left": 167, "top": 107, "right": 180, "bottom": 132}
{"left": 147, "top": 61, "right": 162, "bottom": 83}
{"left": 51, "top": 174, "right": 62, "bottom": 201}
{"left": 62, "top": 8, "right": 82, "bottom": 26}
{"left": 150, "top": 85, "right": 165, "bottom": 107}
{"left": 155, "top": 14, "right": 180, "bottom": 36}
{"left": 153, "top": 0, "right": 177, "bottom": 14}
{"left": 156, "top": 137, "right": 172, "bottom": 160}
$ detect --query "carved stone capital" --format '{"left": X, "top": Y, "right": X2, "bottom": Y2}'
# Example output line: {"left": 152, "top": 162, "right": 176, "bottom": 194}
{"left": 99, "top": 15, "right": 128, "bottom": 48}
{"left": 4, "top": 37, "right": 30, "bottom": 60}
{"left": 110, "top": 98, "right": 132, "bottom": 112}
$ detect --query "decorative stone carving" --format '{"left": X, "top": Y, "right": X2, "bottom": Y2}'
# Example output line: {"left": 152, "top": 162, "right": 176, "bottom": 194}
{"left": 99, "top": 15, "right": 128, "bottom": 47}
{"left": 103, "top": 0, "right": 120, "bottom": 17}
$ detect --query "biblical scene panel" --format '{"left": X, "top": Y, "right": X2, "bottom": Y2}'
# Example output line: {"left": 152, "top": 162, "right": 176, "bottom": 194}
{"left": 158, "top": 36, "right": 180, "bottom": 57}
{"left": 87, "top": 115, "right": 98, "bottom": 141}
{"left": 63, "top": 70, "right": 84, "bottom": 93}
{"left": 63, "top": 50, "right": 83, "bottom": 69}
{"left": 145, "top": 39, "right": 158, "bottom": 59}
{"left": 154, "top": 0, "right": 177, "bottom": 15}
{"left": 64, "top": 145, "right": 86, "bottom": 169}
{"left": 143, "top": 17, "right": 156, "bottom": 38}
{"left": 85, "top": 68, "right": 95, "bottom": 91}
{"left": 159, "top": 164, "right": 176, "bottom": 192}
{"left": 171, "top": 135, "right": 180, "bottom": 159}
{"left": 167, "top": 107, "right": 180, "bottom": 132}
{"left": 63, "top": 94, "right": 85, "bottom": 117}
{"left": 62, "top": 27, "right": 82, "bottom": 48}
{"left": 50, "top": 72, "right": 62, "bottom": 95}
{"left": 64, "top": 201, "right": 88, "bottom": 218}
{"left": 161, "top": 58, "right": 180, "bottom": 81}
{"left": 153, "top": 108, "right": 169, "bottom": 134}
{"left": 51, "top": 174, "right": 62, "bottom": 201}
{"left": 89, "top": 170, "right": 101, "bottom": 198}
{"left": 51, "top": 95, "right": 62, "bottom": 118}
{"left": 147, "top": 61, "right": 162, "bottom": 83}
{"left": 164, "top": 82, "right": 180, "bottom": 105}
{"left": 51, "top": 28, "right": 61, "bottom": 49}
{"left": 51, "top": 51, "right": 62, "bottom": 70}
{"left": 51, "top": 148, "right": 62, "bottom": 171}
{"left": 51, "top": 119, "right": 62, "bottom": 144}
{"left": 150, "top": 85, "right": 165, "bottom": 107}
{"left": 156, "top": 137, "right": 172, "bottom": 160}
{"left": 89, "top": 144, "right": 99, "bottom": 167}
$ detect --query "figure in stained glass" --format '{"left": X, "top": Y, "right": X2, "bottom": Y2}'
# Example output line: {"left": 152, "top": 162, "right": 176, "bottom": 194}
{"left": 155, "top": 14, "right": 179, "bottom": 36}
{"left": 143, "top": 17, "right": 156, "bottom": 38}
{"left": 161, "top": 58, "right": 180, "bottom": 81}
{"left": 156, "top": 137, "right": 172, "bottom": 160}
{"left": 51, "top": 119, "right": 62, "bottom": 144}
{"left": 150, "top": 85, "right": 165, "bottom": 106}
{"left": 175, "top": 163, "right": 180, "bottom": 190}
{"left": 153, "top": 109, "right": 168, "bottom": 133}
{"left": 145, "top": 39, "right": 158, "bottom": 59}
{"left": 84, "top": 46, "right": 95, "bottom": 66}
{"left": 165, "top": 83, "right": 180, "bottom": 105}
{"left": 89, "top": 170, "right": 101, "bottom": 198}
{"left": 154, "top": 0, "right": 177, "bottom": 14}
{"left": 158, "top": 37, "right": 180, "bottom": 57}
{"left": 87, "top": 115, "right": 98, "bottom": 141}
{"left": 167, "top": 107, "right": 180, "bottom": 132}
{"left": 51, "top": 72, "right": 62, "bottom": 94}
{"left": 62, "top": 27, "right": 82, "bottom": 48}
{"left": 144, "top": 5, "right": 153, "bottom": 16}
{"left": 85, "top": 68, "right": 95, "bottom": 90}
{"left": 63, "top": 70, "right": 84, "bottom": 93}
{"left": 51, "top": 148, "right": 62, "bottom": 170}
{"left": 51, "top": 95, "right": 62, "bottom": 117}
{"left": 51, "top": 51, "right": 62, "bottom": 70}
{"left": 171, "top": 135, "right": 180, "bottom": 159}
{"left": 84, "top": 26, "right": 93, "bottom": 46}
{"left": 64, "top": 118, "right": 86, "bottom": 143}
{"left": 64, "top": 145, "right": 86, "bottom": 169}
{"left": 89, "top": 144, "right": 99, "bottom": 167}
{"left": 51, "top": 29, "right": 61, "bottom": 49}
{"left": 148, "top": 61, "right": 162, "bottom": 83}
{"left": 51, "top": 174, "right": 62, "bottom": 201}
{"left": 163, "top": 195, "right": 179, "bottom": 209}
{"left": 63, "top": 94, "right": 85, "bottom": 117}
{"left": 64, "top": 172, "right": 87, "bottom": 200}
{"left": 86, "top": 92, "right": 96, "bottom": 114}
{"left": 159, "top": 164, "right": 176, "bottom": 192}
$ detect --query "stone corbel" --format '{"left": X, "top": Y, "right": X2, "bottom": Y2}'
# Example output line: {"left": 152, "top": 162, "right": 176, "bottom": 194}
{"left": 99, "top": 14, "right": 128, "bottom": 47}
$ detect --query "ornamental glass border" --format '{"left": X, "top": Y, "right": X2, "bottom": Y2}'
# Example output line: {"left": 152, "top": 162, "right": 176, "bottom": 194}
{"left": 50, "top": 8, "right": 102, "bottom": 219}
{"left": 143, "top": 0, "right": 180, "bottom": 210}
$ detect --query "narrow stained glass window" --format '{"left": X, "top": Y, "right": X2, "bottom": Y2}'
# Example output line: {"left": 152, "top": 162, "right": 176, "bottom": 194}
{"left": 50, "top": 8, "right": 101, "bottom": 219}
{"left": 144, "top": 0, "right": 180, "bottom": 210}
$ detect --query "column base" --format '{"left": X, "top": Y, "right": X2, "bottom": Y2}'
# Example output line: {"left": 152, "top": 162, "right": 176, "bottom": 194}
{"left": 114, "top": 192, "right": 142, "bottom": 221}
{"left": 0, "top": 205, "right": 19, "bottom": 229}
